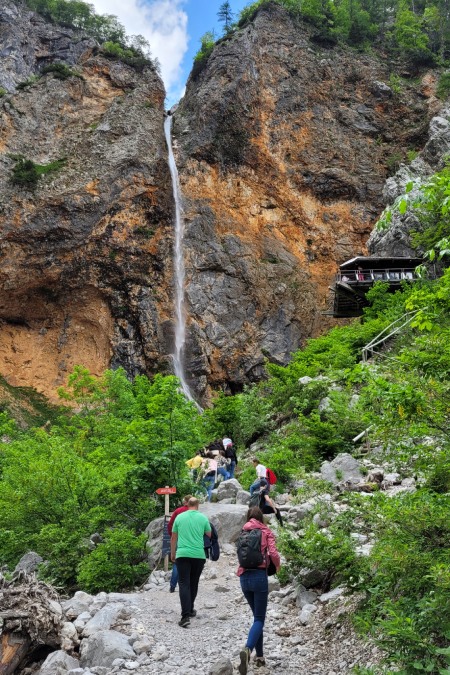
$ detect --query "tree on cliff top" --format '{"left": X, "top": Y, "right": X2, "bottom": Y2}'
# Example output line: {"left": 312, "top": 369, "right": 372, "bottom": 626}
{"left": 218, "top": 1, "right": 235, "bottom": 33}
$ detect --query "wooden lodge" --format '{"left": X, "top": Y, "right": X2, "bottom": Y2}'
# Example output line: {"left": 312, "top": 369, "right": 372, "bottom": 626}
{"left": 328, "top": 256, "right": 425, "bottom": 318}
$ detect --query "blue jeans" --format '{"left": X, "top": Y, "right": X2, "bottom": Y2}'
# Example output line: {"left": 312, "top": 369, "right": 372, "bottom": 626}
{"left": 217, "top": 466, "right": 229, "bottom": 481}
{"left": 240, "top": 569, "right": 268, "bottom": 657}
{"left": 249, "top": 479, "right": 262, "bottom": 496}
{"left": 202, "top": 475, "right": 215, "bottom": 501}
{"left": 228, "top": 460, "right": 236, "bottom": 478}
{"left": 170, "top": 562, "right": 178, "bottom": 590}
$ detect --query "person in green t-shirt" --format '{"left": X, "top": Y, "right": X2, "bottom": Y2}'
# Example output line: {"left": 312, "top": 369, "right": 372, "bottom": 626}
{"left": 171, "top": 497, "right": 211, "bottom": 628}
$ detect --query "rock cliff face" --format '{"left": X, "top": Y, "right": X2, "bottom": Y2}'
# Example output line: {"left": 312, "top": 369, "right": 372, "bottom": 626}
{"left": 0, "top": 0, "right": 440, "bottom": 403}
{"left": 0, "top": 1, "right": 173, "bottom": 399}
{"left": 173, "top": 2, "right": 436, "bottom": 398}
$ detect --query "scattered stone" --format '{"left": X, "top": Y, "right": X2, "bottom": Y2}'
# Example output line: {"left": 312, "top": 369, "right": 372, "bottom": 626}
{"left": 80, "top": 630, "right": 136, "bottom": 668}
{"left": 38, "top": 650, "right": 79, "bottom": 674}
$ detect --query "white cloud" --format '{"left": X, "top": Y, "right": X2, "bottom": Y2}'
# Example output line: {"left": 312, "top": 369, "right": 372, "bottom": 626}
{"left": 89, "top": 0, "right": 189, "bottom": 102}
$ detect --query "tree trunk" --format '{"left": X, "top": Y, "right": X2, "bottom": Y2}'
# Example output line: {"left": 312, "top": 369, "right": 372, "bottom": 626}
{"left": 0, "top": 632, "right": 32, "bottom": 675}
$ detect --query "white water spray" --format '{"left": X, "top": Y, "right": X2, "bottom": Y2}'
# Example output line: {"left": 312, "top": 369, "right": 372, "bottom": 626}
{"left": 164, "top": 114, "right": 200, "bottom": 409}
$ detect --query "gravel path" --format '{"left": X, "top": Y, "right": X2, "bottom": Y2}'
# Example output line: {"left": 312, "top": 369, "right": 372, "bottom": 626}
{"left": 114, "top": 545, "right": 381, "bottom": 675}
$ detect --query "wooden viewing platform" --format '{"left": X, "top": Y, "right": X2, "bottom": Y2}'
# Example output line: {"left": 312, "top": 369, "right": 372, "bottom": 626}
{"left": 327, "top": 256, "right": 425, "bottom": 318}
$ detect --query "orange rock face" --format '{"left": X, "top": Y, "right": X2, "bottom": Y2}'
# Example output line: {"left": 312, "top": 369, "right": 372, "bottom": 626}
{"left": 173, "top": 3, "right": 433, "bottom": 399}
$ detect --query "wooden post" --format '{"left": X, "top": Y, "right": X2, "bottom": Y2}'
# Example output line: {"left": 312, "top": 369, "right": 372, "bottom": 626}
{"left": 164, "top": 487, "right": 170, "bottom": 572}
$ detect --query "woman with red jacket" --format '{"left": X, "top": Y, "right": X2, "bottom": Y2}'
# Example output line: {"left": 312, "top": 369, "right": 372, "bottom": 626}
{"left": 236, "top": 506, "right": 281, "bottom": 674}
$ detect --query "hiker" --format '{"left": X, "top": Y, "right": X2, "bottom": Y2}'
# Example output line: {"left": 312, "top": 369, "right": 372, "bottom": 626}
{"left": 249, "top": 457, "right": 267, "bottom": 495}
{"left": 224, "top": 438, "right": 238, "bottom": 478}
{"left": 217, "top": 449, "right": 230, "bottom": 481}
{"left": 259, "top": 478, "right": 284, "bottom": 527}
{"left": 171, "top": 497, "right": 211, "bottom": 628}
{"left": 167, "top": 494, "right": 192, "bottom": 593}
{"left": 201, "top": 452, "right": 217, "bottom": 502}
{"left": 237, "top": 506, "right": 281, "bottom": 674}
{"left": 185, "top": 451, "right": 203, "bottom": 482}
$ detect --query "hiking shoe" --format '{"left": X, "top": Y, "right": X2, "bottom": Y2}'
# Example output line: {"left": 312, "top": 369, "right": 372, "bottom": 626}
{"left": 178, "top": 615, "right": 190, "bottom": 628}
{"left": 238, "top": 646, "right": 251, "bottom": 675}
{"left": 254, "top": 656, "right": 266, "bottom": 667}
{"left": 169, "top": 587, "right": 175, "bottom": 593}
{"left": 189, "top": 609, "right": 197, "bottom": 617}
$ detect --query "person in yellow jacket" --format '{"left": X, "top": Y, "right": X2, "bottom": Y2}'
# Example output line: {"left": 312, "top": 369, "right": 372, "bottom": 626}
{"left": 185, "top": 451, "right": 203, "bottom": 481}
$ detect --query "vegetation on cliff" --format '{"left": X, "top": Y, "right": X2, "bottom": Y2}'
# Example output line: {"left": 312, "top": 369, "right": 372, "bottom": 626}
{"left": 17, "top": 0, "right": 156, "bottom": 70}
{"left": 196, "top": 0, "right": 450, "bottom": 71}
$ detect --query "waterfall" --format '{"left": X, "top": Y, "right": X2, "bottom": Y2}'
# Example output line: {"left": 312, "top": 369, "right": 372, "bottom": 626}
{"left": 164, "top": 113, "right": 200, "bottom": 409}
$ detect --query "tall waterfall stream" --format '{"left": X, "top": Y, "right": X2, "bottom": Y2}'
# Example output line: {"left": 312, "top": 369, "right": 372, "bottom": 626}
{"left": 164, "top": 113, "right": 201, "bottom": 409}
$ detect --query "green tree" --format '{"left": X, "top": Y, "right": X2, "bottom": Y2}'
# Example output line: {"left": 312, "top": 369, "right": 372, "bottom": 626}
{"left": 218, "top": 1, "right": 235, "bottom": 32}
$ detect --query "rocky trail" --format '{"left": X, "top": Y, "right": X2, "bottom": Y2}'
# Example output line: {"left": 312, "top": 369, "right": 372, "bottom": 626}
{"left": 17, "top": 457, "right": 411, "bottom": 675}
{"left": 116, "top": 538, "right": 380, "bottom": 675}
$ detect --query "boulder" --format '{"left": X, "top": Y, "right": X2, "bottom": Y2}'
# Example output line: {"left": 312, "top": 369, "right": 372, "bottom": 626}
{"left": 199, "top": 503, "right": 248, "bottom": 543}
{"left": 80, "top": 630, "right": 135, "bottom": 668}
{"left": 208, "top": 658, "right": 234, "bottom": 675}
{"left": 216, "top": 478, "right": 241, "bottom": 501}
{"left": 321, "top": 453, "right": 363, "bottom": 485}
{"left": 82, "top": 603, "right": 124, "bottom": 637}
{"left": 62, "top": 596, "right": 92, "bottom": 620}
{"left": 13, "top": 551, "right": 43, "bottom": 575}
{"left": 235, "top": 489, "right": 251, "bottom": 505}
{"left": 296, "top": 589, "right": 318, "bottom": 608}
{"left": 38, "top": 650, "right": 79, "bottom": 674}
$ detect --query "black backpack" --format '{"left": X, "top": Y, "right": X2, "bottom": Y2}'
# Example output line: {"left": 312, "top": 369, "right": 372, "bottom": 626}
{"left": 204, "top": 522, "right": 220, "bottom": 561}
{"left": 236, "top": 528, "right": 265, "bottom": 569}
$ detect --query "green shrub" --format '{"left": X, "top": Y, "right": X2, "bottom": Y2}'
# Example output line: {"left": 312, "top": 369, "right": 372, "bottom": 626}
{"left": 355, "top": 491, "right": 450, "bottom": 672}
{"left": 424, "top": 451, "right": 450, "bottom": 493}
{"left": 280, "top": 520, "right": 361, "bottom": 591}
{"left": 16, "top": 75, "right": 41, "bottom": 90}
{"left": 77, "top": 527, "right": 150, "bottom": 593}
{"left": 41, "top": 62, "right": 80, "bottom": 79}
{"left": 10, "top": 156, "right": 66, "bottom": 189}
{"left": 436, "top": 71, "right": 450, "bottom": 100}
{"left": 192, "top": 31, "right": 216, "bottom": 78}
{"left": 0, "top": 87, "right": 7, "bottom": 97}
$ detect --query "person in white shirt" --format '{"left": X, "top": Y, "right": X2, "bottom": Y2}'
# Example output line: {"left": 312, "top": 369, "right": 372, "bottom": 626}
{"left": 249, "top": 457, "right": 266, "bottom": 495}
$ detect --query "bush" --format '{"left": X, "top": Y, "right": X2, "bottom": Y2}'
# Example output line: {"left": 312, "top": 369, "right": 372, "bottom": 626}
{"left": 279, "top": 520, "right": 361, "bottom": 591}
{"left": 41, "top": 62, "right": 80, "bottom": 79}
{"left": 436, "top": 71, "right": 450, "bottom": 100}
{"left": 9, "top": 156, "right": 66, "bottom": 189}
{"left": 77, "top": 527, "right": 150, "bottom": 593}
{"left": 355, "top": 491, "right": 450, "bottom": 672}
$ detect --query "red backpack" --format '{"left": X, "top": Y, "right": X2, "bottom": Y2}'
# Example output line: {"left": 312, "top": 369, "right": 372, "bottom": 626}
{"left": 266, "top": 468, "right": 277, "bottom": 485}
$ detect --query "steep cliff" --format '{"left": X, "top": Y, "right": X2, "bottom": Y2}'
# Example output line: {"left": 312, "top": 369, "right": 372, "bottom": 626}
{"left": 0, "top": 0, "right": 441, "bottom": 404}
{"left": 0, "top": 1, "right": 173, "bottom": 399}
{"left": 173, "top": 1, "right": 437, "bottom": 398}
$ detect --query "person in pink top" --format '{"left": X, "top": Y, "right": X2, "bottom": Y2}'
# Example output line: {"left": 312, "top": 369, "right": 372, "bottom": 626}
{"left": 236, "top": 507, "right": 281, "bottom": 674}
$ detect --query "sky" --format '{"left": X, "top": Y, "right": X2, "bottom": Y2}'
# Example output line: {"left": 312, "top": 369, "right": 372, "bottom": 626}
{"left": 89, "top": 0, "right": 249, "bottom": 107}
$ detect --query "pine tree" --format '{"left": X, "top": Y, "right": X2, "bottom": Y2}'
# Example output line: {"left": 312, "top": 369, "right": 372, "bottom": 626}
{"left": 218, "top": 1, "right": 235, "bottom": 33}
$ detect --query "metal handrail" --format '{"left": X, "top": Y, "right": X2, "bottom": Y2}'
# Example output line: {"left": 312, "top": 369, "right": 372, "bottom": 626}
{"left": 337, "top": 268, "right": 418, "bottom": 283}
{"left": 362, "top": 309, "right": 423, "bottom": 362}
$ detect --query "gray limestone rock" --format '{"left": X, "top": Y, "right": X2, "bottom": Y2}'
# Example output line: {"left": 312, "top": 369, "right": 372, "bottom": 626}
{"left": 80, "top": 630, "right": 135, "bottom": 668}
{"left": 82, "top": 603, "right": 124, "bottom": 637}
{"left": 13, "top": 551, "right": 43, "bottom": 575}
{"left": 297, "top": 589, "right": 318, "bottom": 608}
{"left": 38, "top": 650, "right": 79, "bottom": 674}
{"left": 208, "top": 658, "right": 234, "bottom": 675}
{"left": 321, "top": 453, "right": 363, "bottom": 485}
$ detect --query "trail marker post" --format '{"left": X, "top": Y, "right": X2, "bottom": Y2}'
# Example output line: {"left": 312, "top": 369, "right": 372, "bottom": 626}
{"left": 156, "top": 487, "right": 176, "bottom": 571}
